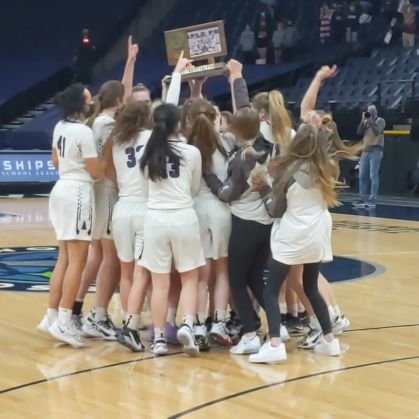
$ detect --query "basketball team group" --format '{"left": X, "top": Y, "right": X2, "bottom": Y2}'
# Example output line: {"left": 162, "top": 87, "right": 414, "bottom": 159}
{"left": 37, "top": 36, "right": 361, "bottom": 364}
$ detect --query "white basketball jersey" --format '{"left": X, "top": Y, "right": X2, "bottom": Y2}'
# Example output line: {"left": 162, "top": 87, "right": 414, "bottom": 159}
{"left": 92, "top": 113, "right": 116, "bottom": 187}
{"left": 113, "top": 130, "right": 152, "bottom": 200}
{"left": 198, "top": 148, "right": 229, "bottom": 199}
{"left": 140, "top": 140, "right": 202, "bottom": 210}
{"left": 52, "top": 120, "right": 97, "bottom": 182}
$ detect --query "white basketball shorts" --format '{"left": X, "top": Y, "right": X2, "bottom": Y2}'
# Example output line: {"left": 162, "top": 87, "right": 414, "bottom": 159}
{"left": 194, "top": 197, "right": 231, "bottom": 260}
{"left": 112, "top": 198, "right": 147, "bottom": 263}
{"left": 92, "top": 184, "right": 118, "bottom": 240}
{"left": 139, "top": 208, "right": 205, "bottom": 274}
{"left": 49, "top": 179, "right": 95, "bottom": 241}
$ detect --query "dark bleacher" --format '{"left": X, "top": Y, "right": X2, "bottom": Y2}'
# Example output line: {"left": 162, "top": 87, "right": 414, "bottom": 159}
{"left": 0, "top": 0, "right": 140, "bottom": 104}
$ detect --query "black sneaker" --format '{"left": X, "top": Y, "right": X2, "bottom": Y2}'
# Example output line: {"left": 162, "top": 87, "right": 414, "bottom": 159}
{"left": 205, "top": 316, "right": 213, "bottom": 332}
{"left": 117, "top": 326, "right": 145, "bottom": 352}
{"left": 226, "top": 313, "right": 243, "bottom": 344}
{"left": 284, "top": 313, "right": 305, "bottom": 335}
{"left": 299, "top": 311, "right": 310, "bottom": 327}
{"left": 298, "top": 327, "right": 323, "bottom": 349}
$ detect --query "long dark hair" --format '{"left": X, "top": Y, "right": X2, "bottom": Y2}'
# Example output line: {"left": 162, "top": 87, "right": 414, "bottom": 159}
{"left": 54, "top": 83, "right": 86, "bottom": 119}
{"left": 187, "top": 99, "right": 227, "bottom": 173}
{"left": 111, "top": 101, "right": 150, "bottom": 145}
{"left": 86, "top": 80, "right": 125, "bottom": 127}
{"left": 140, "top": 103, "right": 182, "bottom": 181}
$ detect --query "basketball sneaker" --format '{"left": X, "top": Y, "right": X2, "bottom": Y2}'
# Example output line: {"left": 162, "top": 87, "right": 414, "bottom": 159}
{"left": 230, "top": 334, "right": 261, "bottom": 355}
{"left": 49, "top": 320, "right": 86, "bottom": 348}
{"left": 37, "top": 314, "right": 52, "bottom": 334}
{"left": 194, "top": 323, "right": 209, "bottom": 352}
{"left": 332, "top": 314, "right": 351, "bottom": 335}
{"left": 249, "top": 342, "right": 287, "bottom": 364}
{"left": 226, "top": 312, "right": 243, "bottom": 343}
{"left": 82, "top": 311, "right": 117, "bottom": 341}
{"left": 298, "top": 327, "right": 323, "bottom": 349}
{"left": 352, "top": 200, "right": 366, "bottom": 208}
{"left": 209, "top": 321, "right": 232, "bottom": 346}
{"left": 284, "top": 314, "right": 305, "bottom": 335}
{"left": 72, "top": 314, "right": 85, "bottom": 334}
{"left": 177, "top": 324, "right": 199, "bottom": 357}
{"left": 151, "top": 338, "right": 168, "bottom": 356}
{"left": 314, "top": 337, "right": 341, "bottom": 356}
{"left": 280, "top": 324, "right": 290, "bottom": 342}
{"left": 117, "top": 326, "right": 145, "bottom": 352}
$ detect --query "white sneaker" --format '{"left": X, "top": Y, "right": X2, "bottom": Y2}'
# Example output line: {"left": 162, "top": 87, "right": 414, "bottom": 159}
{"left": 82, "top": 315, "right": 104, "bottom": 338}
{"left": 249, "top": 342, "right": 287, "bottom": 364}
{"left": 177, "top": 324, "right": 199, "bottom": 357}
{"left": 314, "top": 337, "right": 341, "bottom": 356}
{"left": 342, "top": 315, "right": 351, "bottom": 330}
{"left": 48, "top": 320, "right": 86, "bottom": 348}
{"left": 230, "top": 334, "right": 261, "bottom": 355}
{"left": 298, "top": 328, "right": 323, "bottom": 349}
{"left": 37, "top": 314, "right": 52, "bottom": 334}
{"left": 280, "top": 324, "right": 290, "bottom": 342}
{"left": 210, "top": 321, "right": 232, "bottom": 346}
{"left": 152, "top": 338, "right": 168, "bottom": 356}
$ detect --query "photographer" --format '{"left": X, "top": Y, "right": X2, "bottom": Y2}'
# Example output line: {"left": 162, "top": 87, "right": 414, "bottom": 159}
{"left": 354, "top": 105, "right": 385, "bottom": 208}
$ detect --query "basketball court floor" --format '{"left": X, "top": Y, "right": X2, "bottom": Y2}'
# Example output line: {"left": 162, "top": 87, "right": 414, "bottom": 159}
{"left": 0, "top": 197, "right": 418, "bottom": 418}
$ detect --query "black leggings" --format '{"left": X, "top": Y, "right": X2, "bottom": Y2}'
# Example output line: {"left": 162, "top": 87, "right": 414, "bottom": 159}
{"left": 228, "top": 215, "right": 272, "bottom": 333}
{"left": 264, "top": 260, "right": 332, "bottom": 337}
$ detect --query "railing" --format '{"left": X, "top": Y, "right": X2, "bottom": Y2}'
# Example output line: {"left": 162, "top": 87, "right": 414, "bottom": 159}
{"left": 377, "top": 79, "right": 416, "bottom": 106}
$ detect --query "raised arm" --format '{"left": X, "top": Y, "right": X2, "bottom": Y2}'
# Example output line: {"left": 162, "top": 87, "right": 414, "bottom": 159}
{"left": 166, "top": 51, "right": 192, "bottom": 105}
{"left": 300, "top": 65, "right": 337, "bottom": 122}
{"left": 191, "top": 148, "right": 202, "bottom": 196}
{"left": 226, "top": 59, "right": 250, "bottom": 113}
{"left": 121, "top": 36, "right": 139, "bottom": 103}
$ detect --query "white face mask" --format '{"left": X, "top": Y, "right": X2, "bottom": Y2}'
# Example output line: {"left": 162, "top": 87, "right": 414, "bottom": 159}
{"left": 260, "top": 120, "right": 274, "bottom": 144}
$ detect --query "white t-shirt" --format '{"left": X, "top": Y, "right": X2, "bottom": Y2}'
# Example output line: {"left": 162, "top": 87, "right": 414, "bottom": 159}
{"left": 140, "top": 140, "right": 202, "bottom": 210}
{"left": 93, "top": 113, "right": 116, "bottom": 187}
{"left": 112, "top": 130, "right": 152, "bottom": 200}
{"left": 52, "top": 119, "right": 97, "bottom": 182}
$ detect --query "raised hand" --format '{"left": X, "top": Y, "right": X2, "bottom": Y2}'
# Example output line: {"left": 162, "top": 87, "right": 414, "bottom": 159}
{"left": 226, "top": 59, "right": 243, "bottom": 82}
{"left": 127, "top": 35, "right": 139, "bottom": 61}
{"left": 316, "top": 65, "right": 338, "bottom": 82}
{"left": 174, "top": 50, "right": 193, "bottom": 74}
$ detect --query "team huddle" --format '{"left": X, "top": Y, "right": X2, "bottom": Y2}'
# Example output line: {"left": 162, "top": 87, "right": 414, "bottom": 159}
{"left": 37, "top": 37, "right": 359, "bottom": 364}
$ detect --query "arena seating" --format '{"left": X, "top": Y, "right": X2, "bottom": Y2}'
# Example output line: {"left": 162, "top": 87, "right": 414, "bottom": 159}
{"left": 283, "top": 46, "right": 419, "bottom": 111}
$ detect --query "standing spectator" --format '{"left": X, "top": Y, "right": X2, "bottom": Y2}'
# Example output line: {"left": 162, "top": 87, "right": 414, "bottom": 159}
{"left": 272, "top": 21, "right": 286, "bottom": 64}
{"left": 256, "top": 19, "right": 270, "bottom": 63}
{"left": 346, "top": 1, "right": 361, "bottom": 43}
{"left": 382, "top": 0, "right": 398, "bottom": 23}
{"left": 239, "top": 24, "right": 256, "bottom": 64}
{"left": 320, "top": 3, "right": 335, "bottom": 44}
{"left": 401, "top": 0, "right": 416, "bottom": 47}
{"left": 354, "top": 105, "right": 386, "bottom": 208}
{"left": 284, "top": 20, "right": 298, "bottom": 60}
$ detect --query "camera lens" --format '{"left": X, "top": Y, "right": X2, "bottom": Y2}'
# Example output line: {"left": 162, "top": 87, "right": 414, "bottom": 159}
{"left": 365, "top": 112, "right": 371, "bottom": 118}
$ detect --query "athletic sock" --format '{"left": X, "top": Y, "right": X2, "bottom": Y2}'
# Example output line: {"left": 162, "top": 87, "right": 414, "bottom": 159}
{"left": 214, "top": 309, "right": 226, "bottom": 322}
{"left": 279, "top": 303, "right": 287, "bottom": 315}
{"left": 47, "top": 308, "right": 58, "bottom": 324}
{"left": 333, "top": 305, "right": 342, "bottom": 318}
{"left": 126, "top": 314, "right": 141, "bottom": 330}
{"left": 183, "top": 315, "right": 195, "bottom": 329}
{"left": 328, "top": 306, "right": 336, "bottom": 322}
{"left": 95, "top": 307, "right": 107, "bottom": 322}
{"left": 58, "top": 308, "right": 72, "bottom": 327}
{"left": 290, "top": 304, "right": 299, "bottom": 318}
{"left": 72, "top": 300, "right": 84, "bottom": 316}
{"left": 154, "top": 328, "right": 165, "bottom": 340}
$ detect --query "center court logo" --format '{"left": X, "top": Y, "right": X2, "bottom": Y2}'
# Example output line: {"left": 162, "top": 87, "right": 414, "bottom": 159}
{"left": 0, "top": 246, "right": 57, "bottom": 292}
{"left": 0, "top": 247, "right": 381, "bottom": 292}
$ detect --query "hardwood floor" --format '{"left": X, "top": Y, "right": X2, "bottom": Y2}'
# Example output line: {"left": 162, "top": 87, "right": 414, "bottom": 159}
{"left": 0, "top": 198, "right": 418, "bottom": 419}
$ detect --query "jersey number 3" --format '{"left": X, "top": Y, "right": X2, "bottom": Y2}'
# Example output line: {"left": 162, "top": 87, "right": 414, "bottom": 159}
{"left": 167, "top": 157, "right": 180, "bottom": 178}
{"left": 125, "top": 145, "right": 144, "bottom": 168}
{"left": 57, "top": 136, "right": 66, "bottom": 158}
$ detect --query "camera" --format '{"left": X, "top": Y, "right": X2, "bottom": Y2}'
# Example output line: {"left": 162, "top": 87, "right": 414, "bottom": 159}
{"left": 364, "top": 111, "right": 371, "bottom": 118}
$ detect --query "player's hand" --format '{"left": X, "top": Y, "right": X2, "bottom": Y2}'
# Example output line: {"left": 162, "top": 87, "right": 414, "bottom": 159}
{"left": 174, "top": 50, "right": 193, "bottom": 74}
{"left": 251, "top": 174, "right": 267, "bottom": 192}
{"left": 127, "top": 35, "right": 139, "bottom": 60}
{"left": 226, "top": 59, "right": 243, "bottom": 82}
{"left": 316, "top": 65, "right": 337, "bottom": 82}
